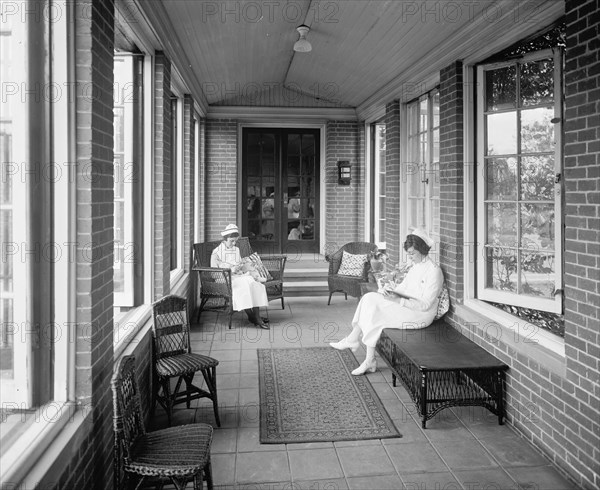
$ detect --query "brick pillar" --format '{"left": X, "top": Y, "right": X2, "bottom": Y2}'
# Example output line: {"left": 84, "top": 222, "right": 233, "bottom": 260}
{"left": 154, "top": 52, "right": 172, "bottom": 299}
{"left": 563, "top": 5, "right": 600, "bottom": 488}
{"left": 439, "top": 61, "right": 464, "bottom": 307}
{"left": 74, "top": 0, "right": 115, "bottom": 487}
{"left": 325, "top": 120, "right": 361, "bottom": 252}
{"left": 183, "top": 95, "right": 195, "bottom": 270}
{"left": 384, "top": 101, "right": 401, "bottom": 264}
{"left": 205, "top": 118, "right": 238, "bottom": 239}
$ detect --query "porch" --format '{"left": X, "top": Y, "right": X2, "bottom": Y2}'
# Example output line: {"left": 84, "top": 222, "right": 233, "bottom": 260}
{"left": 150, "top": 296, "right": 575, "bottom": 489}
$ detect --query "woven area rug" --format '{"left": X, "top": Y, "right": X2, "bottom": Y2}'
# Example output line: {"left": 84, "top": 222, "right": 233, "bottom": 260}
{"left": 257, "top": 347, "right": 402, "bottom": 444}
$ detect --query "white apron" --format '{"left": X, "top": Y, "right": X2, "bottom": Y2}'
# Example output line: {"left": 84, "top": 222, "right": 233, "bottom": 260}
{"left": 352, "top": 258, "right": 444, "bottom": 347}
{"left": 211, "top": 242, "right": 268, "bottom": 311}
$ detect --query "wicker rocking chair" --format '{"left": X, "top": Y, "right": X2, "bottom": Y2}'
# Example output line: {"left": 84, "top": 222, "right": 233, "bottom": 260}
{"left": 112, "top": 355, "right": 214, "bottom": 490}
{"left": 326, "top": 241, "right": 378, "bottom": 305}
{"left": 192, "top": 237, "right": 287, "bottom": 328}
{"left": 151, "top": 295, "right": 220, "bottom": 427}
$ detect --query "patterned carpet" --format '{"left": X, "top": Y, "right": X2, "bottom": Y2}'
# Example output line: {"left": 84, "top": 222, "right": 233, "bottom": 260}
{"left": 258, "top": 347, "right": 402, "bottom": 444}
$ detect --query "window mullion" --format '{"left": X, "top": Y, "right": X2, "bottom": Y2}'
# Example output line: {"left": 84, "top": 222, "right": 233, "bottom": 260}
{"left": 516, "top": 62, "right": 523, "bottom": 296}
{"left": 553, "top": 48, "right": 564, "bottom": 307}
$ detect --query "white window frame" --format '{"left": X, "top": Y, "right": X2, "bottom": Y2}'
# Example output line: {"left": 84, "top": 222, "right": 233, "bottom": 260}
{"left": 372, "top": 122, "right": 386, "bottom": 250}
{"left": 1, "top": 4, "right": 29, "bottom": 407}
{"left": 169, "top": 94, "right": 185, "bottom": 278}
{"left": 0, "top": 1, "right": 75, "bottom": 483}
{"left": 463, "top": 66, "right": 564, "bottom": 359}
{"left": 113, "top": 53, "right": 155, "bottom": 355}
{"left": 194, "top": 113, "right": 201, "bottom": 243}
{"left": 402, "top": 89, "right": 440, "bottom": 259}
{"left": 113, "top": 54, "right": 136, "bottom": 306}
{"left": 475, "top": 49, "right": 563, "bottom": 314}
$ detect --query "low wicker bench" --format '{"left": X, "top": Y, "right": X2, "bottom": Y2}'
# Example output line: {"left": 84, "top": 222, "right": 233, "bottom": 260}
{"left": 376, "top": 320, "right": 509, "bottom": 428}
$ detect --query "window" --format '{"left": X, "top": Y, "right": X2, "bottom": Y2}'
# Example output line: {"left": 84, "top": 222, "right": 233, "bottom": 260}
{"left": 476, "top": 50, "right": 563, "bottom": 314}
{"left": 1, "top": 0, "right": 73, "bottom": 481}
{"left": 370, "top": 122, "right": 386, "bottom": 248}
{"left": 405, "top": 90, "right": 440, "bottom": 248}
{"left": 170, "top": 97, "right": 181, "bottom": 271}
{"left": 0, "top": 0, "right": 55, "bottom": 411}
{"left": 0, "top": 3, "right": 22, "bottom": 409}
{"left": 113, "top": 53, "right": 144, "bottom": 307}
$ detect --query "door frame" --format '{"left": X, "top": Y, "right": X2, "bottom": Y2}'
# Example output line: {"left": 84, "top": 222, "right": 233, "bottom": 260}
{"left": 237, "top": 122, "right": 327, "bottom": 256}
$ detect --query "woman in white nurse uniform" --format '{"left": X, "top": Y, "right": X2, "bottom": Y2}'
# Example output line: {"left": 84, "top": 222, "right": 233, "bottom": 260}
{"left": 330, "top": 229, "right": 444, "bottom": 375}
{"left": 211, "top": 224, "right": 269, "bottom": 329}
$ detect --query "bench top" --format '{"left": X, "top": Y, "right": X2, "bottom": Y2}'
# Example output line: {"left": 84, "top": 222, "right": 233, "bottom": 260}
{"left": 381, "top": 321, "right": 508, "bottom": 371}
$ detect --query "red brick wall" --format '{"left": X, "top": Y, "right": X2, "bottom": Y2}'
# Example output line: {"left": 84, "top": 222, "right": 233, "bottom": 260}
{"left": 205, "top": 119, "right": 238, "bottom": 240}
{"left": 154, "top": 52, "right": 172, "bottom": 299}
{"left": 562, "top": 0, "right": 600, "bottom": 486}
{"left": 57, "top": 1, "right": 116, "bottom": 487}
{"left": 438, "top": 61, "right": 465, "bottom": 307}
{"left": 384, "top": 101, "right": 401, "bottom": 265}
{"left": 439, "top": 4, "right": 600, "bottom": 486}
{"left": 324, "top": 120, "right": 363, "bottom": 254}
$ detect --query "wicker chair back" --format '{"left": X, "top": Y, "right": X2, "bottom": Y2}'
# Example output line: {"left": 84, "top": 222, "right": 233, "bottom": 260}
{"left": 112, "top": 355, "right": 146, "bottom": 469}
{"left": 192, "top": 237, "right": 287, "bottom": 325}
{"left": 152, "top": 295, "right": 191, "bottom": 359}
{"left": 327, "top": 241, "right": 379, "bottom": 304}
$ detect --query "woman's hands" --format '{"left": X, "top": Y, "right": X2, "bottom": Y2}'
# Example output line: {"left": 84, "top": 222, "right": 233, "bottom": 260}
{"left": 378, "top": 281, "right": 397, "bottom": 296}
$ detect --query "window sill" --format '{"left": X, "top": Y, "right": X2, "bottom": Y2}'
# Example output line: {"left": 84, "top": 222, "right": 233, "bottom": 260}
{"left": 456, "top": 299, "right": 565, "bottom": 376}
{"left": 171, "top": 269, "right": 189, "bottom": 296}
{"left": 113, "top": 304, "right": 153, "bottom": 360}
{"left": 170, "top": 268, "right": 185, "bottom": 288}
{"left": 0, "top": 401, "right": 83, "bottom": 486}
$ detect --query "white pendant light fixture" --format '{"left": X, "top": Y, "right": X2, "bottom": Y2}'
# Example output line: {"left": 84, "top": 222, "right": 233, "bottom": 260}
{"left": 293, "top": 24, "right": 312, "bottom": 52}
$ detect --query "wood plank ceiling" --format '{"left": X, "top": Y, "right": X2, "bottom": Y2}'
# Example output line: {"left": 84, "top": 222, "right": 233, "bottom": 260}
{"left": 156, "top": 0, "right": 563, "bottom": 112}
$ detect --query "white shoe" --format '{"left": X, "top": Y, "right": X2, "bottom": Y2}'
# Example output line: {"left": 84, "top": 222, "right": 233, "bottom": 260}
{"left": 351, "top": 359, "right": 377, "bottom": 375}
{"left": 329, "top": 337, "right": 360, "bottom": 352}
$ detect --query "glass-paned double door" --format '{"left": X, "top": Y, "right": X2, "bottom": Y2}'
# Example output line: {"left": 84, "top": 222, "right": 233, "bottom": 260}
{"left": 243, "top": 128, "right": 319, "bottom": 254}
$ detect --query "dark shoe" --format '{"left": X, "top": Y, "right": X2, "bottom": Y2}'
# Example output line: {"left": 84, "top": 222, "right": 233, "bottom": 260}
{"left": 261, "top": 317, "right": 270, "bottom": 324}
{"left": 256, "top": 321, "right": 270, "bottom": 330}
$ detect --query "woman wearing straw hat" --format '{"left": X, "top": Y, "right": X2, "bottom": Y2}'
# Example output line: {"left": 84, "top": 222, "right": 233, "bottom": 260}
{"left": 330, "top": 229, "right": 444, "bottom": 375}
{"left": 211, "top": 224, "right": 269, "bottom": 329}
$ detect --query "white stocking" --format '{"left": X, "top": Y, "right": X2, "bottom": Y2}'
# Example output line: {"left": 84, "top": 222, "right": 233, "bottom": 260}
{"left": 365, "top": 345, "right": 376, "bottom": 363}
{"left": 346, "top": 325, "right": 362, "bottom": 343}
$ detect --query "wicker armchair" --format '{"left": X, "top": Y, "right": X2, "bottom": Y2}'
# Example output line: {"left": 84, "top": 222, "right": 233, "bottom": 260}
{"left": 112, "top": 355, "right": 214, "bottom": 490}
{"left": 326, "top": 242, "right": 378, "bottom": 305}
{"left": 192, "top": 237, "right": 287, "bottom": 328}
{"left": 151, "top": 295, "right": 220, "bottom": 427}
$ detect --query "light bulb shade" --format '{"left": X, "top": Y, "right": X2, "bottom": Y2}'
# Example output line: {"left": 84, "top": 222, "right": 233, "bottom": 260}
{"left": 294, "top": 25, "right": 312, "bottom": 52}
{"left": 293, "top": 39, "right": 312, "bottom": 52}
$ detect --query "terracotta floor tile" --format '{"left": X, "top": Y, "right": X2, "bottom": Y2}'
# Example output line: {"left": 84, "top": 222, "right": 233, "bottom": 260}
{"left": 337, "top": 445, "right": 397, "bottom": 477}
{"left": 288, "top": 448, "right": 344, "bottom": 480}
{"left": 235, "top": 451, "right": 291, "bottom": 484}
{"left": 158, "top": 297, "right": 578, "bottom": 489}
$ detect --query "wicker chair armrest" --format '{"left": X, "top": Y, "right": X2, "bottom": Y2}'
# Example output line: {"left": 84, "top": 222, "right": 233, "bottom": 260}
{"left": 259, "top": 254, "right": 287, "bottom": 262}
{"left": 361, "top": 260, "right": 372, "bottom": 281}
{"left": 259, "top": 255, "right": 287, "bottom": 279}
{"left": 326, "top": 248, "right": 344, "bottom": 275}
{"left": 193, "top": 266, "right": 231, "bottom": 275}
{"left": 193, "top": 267, "right": 232, "bottom": 289}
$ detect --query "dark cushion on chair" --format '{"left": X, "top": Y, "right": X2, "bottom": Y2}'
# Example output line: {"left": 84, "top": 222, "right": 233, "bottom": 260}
{"left": 156, "top": 353, "right": 219, "bottom": 378}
